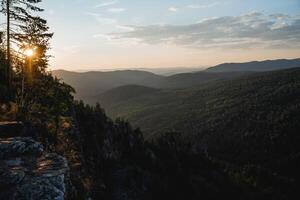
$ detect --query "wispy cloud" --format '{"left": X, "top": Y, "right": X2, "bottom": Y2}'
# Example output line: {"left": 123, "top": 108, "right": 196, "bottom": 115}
{"left": 86, "top": 12, "right": 117, "bottom": 24}
{"left": 95, "top": 1, "right": 118, "bottom": 8}
{"left": 107, "top": 8, "right": 126, "bottom": 13}
{"left": 168, "top": 6, "right": 178, "bottom": 12}
{"left": 93, "top": 33, "right": 143, "bottom": 47}
{"left": 87, "top": 11, "right": 132, "bottom": 35}
{"left": 108, "top": 12, "right": 300, "bottom": 49}
{"left": 115, "top": 25, "right": 135, "bottom": 31}
{"left": 187, "top": 2, "right": 221, "bottom": 9}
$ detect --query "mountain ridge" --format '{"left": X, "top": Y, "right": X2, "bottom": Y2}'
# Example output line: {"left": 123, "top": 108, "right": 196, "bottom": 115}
{"left": 52, "top": 58, "right": 300, "bottom": 104}
{"left": 206, "top": 58, "right": 300, "bottom": 72}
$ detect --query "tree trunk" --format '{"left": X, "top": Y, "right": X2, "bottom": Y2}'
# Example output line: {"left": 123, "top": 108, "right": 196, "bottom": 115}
{"left": 6, "top": 0, "right": 11, "bottom": 89}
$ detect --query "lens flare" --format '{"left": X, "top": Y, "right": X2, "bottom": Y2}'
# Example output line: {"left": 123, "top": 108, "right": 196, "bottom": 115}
{"left": 24, "top": 49, "right": 34, "bottom": 57}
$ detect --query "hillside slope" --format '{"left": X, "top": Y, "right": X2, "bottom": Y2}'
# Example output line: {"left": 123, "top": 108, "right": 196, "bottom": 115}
{"left": 98, "top": 68, "right": 300, "bottom": 170}
{"left": 97, "top": 85, "right": 161, "bottom": 105}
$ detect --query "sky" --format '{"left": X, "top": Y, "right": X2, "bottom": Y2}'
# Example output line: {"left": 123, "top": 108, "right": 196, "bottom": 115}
{"left": 34, "top": 0, "right": 300, "bottom": 70}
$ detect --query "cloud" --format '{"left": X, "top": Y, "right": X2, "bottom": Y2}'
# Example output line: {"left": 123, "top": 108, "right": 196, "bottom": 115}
{"left": 95, "top": 1, "right": 118, "bottom": 8}
{"left": 93, "top": 33, "right": 143, "bottom": 47}
{"left": 107, "top": 8, "right": 126, "bottom": 13}
{"left": 87, "top": 12, "right": 132, "bottom": 36}
{"left": 168, "top": 7, "right": 178, "bottom": 12}
{"left": 108, "top": 12, "right": 300, "bottom": 49}
{"left": 187, "top": 2, "right": 220, "bottom": 9}
{"left": 115, "top": 25, "right": 135, "bottom": 31}
{"left": 86, "top": 12, "right": 117, "bottom": 24}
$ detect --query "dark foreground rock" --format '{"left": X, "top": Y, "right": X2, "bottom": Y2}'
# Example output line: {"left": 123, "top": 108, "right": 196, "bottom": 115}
{"left": 0, "top": 137, "right": 69, "bottom": 200}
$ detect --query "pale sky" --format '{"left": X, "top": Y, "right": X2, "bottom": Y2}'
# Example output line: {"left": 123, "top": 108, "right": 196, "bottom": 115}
{"left": 35, "top": 0, "right": 300, "bottom": 70}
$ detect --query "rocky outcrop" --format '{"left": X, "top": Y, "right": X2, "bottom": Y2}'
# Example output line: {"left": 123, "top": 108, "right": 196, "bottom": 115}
{"left": 0, "top": 137, "right": 69, "bottom": 200}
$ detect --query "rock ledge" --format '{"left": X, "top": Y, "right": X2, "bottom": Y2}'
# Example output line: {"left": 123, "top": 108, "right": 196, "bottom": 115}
{"left": 0, "top": 137, "right": 69, "bottom": 200}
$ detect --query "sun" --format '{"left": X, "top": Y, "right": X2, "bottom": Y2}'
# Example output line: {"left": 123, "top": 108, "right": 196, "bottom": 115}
{"left": 24, "top": 48, "right": 34, "bottom": 57}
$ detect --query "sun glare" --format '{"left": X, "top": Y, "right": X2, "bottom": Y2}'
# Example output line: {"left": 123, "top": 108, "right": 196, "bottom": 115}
{"left": 24, "top": 48, "right": 34, "bottom": 57}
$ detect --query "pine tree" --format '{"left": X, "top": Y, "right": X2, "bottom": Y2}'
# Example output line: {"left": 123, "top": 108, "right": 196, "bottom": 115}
{"left": 0, "top": 0, "right": 53, "bottom": 84}
{"left": 15, "top": 16, "right": 53, "bottom": 73}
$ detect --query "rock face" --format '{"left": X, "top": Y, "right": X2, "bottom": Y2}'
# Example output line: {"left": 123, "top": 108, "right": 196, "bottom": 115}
{"left": 0, "top": 137, "right": 43, "bottom": 159}
{"left": 0, "top": 137, "right": 69, "bottom": 200}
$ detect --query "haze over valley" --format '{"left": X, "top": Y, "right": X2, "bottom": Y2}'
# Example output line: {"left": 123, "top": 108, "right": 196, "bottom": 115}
{"left": 53, "top": 58, "right": 300, "bottom": 104}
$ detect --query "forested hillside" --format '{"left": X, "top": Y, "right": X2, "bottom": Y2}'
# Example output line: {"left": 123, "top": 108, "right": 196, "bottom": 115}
{"left": 2, "top": 75, "right": 297, "bottom": 199}
{"left": 97, "top": 85, "right": 161, "bottom": 105}
{"left": 98, "top": 68, "right": 300, "bottom": 177}
{"left": 99, "top": 68, "right": 300, "bottom": 138}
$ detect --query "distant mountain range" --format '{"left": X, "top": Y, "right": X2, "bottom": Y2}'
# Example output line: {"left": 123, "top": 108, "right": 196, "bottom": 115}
{"left": 206, "top": 58, "right": 300, "bottom": 72}
{"left": 52, "top": 69, "right": 248, "bottom": 103}
{"left": 52, "top": 58, "right": 300, "bottom": 103}
{"left": 52, "top": 70, "right": 161, "bottom": 102}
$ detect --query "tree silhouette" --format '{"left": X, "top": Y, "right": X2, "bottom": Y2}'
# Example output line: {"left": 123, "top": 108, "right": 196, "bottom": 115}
{"left": 0, "top": 0, "right": 51, "bottom": 88}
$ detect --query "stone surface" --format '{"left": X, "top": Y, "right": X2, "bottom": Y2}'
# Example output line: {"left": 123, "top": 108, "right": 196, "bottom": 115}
{"left": 0, "top": 137, "right": 43, "bottom": 159}
{"left": 0, "top": 137, "right": 69, "bottom": 200}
